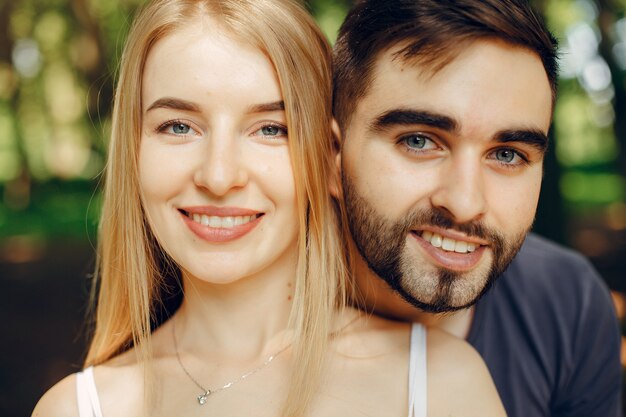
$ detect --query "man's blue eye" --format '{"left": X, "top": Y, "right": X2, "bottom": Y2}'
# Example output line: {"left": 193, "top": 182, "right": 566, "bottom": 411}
{"left": 405, "top": 135, "right": 428, "bottom": 149}
{"left": 172, "top": 123, "right": 191, "bottom": 134}
{"left": 495, "top": 149, "right": 516, "bottom": 163}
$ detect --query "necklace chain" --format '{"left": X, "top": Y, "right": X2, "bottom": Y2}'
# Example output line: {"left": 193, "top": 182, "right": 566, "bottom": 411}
{"left": 172, "top": 318, "right": 291, "bottom": 405}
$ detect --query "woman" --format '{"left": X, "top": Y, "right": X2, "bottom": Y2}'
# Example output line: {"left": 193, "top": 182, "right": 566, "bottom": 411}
{"left": 33, "top": 0, "right": 505, "bottom": 416}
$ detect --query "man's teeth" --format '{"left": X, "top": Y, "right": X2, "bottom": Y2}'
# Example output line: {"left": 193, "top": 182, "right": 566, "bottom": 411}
{"left": 190, "top": 214, "right": 257, "bottom": 228}
{"left": 421, "top": 231, "right": 477, "bottom": 254}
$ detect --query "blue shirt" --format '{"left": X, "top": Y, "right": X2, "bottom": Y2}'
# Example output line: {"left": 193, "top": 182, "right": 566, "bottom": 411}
{"left": 468, "top": 233, "right": 622, "bottom": 417}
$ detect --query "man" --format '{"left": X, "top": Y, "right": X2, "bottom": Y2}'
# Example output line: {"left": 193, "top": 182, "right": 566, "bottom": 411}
{"left": 332, "top": 0, "right": 622, "bottom": 416}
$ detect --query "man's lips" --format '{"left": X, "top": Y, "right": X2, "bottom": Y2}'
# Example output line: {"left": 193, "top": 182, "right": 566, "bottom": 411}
{"left": 409, "top": 228, "right": 489, "bottom": 271}
{"left": 416, "top": 227, "right": 488, "bottom": 254}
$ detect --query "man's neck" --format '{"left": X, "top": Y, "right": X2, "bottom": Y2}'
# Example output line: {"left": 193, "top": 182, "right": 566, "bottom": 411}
{"left": 352, "top": 254, "right": 475, "bottom": 339}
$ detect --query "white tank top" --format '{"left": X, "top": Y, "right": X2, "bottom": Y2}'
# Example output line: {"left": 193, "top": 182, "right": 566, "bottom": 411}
{"left": 75, "top": 323, "right": 427, "bottom": 417}
{"left": 76, "top": 366, "right": 103, "bottom": 417}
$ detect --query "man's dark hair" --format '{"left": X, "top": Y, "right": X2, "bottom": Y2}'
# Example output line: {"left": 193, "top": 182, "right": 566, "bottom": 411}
{"left": 333, "top": 0, "right": 558, "bottom": 130}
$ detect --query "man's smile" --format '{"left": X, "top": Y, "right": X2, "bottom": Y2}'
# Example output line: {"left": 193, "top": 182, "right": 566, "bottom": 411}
{"left": 422, "top": 230, "right": 477, "bottom": 253}
{"left": 410, "top": 230, "right": 487, "bottom": 272}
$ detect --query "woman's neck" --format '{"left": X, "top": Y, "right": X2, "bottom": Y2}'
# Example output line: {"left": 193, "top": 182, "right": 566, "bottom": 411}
{"left": 171, "top": 253, "right": 297, "bottom": 360}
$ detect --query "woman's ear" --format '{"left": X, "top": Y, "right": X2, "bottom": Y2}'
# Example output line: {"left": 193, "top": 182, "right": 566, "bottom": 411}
{"left": 329, "top": 119, "right": 342, "bottom": 199}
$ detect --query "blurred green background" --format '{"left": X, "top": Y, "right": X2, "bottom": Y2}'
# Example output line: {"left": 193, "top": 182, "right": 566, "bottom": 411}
{"left": 0, "top": 0, "right": 625, "bottom": 416}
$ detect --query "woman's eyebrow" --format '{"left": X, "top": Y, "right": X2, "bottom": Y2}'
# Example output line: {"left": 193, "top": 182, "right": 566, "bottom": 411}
{"left": 146, "top": 97, "right": 201, "bottom": 113}
{"left": 247, "top": 100, "right": 285, "bottom": 114}
{"left": 145, "top": 98, "right": 285, "bottom": 115}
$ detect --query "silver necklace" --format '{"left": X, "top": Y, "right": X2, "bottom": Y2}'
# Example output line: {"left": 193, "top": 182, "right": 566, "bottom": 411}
{"left": 172, "top": 318, "right": 291, "bottom": 405}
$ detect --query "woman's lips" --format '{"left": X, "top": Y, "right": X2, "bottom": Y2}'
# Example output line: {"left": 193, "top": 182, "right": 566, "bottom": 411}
{"left": 179, "top": 208, "right": 264, "bottom": 243}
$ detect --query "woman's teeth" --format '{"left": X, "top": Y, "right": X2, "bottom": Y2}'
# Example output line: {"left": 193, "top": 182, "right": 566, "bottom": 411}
{"left": 421, "top": 231, "right": 477, "bottom": 254}
{"left": 190, "top": 213, "right": 258, "bottom": 228}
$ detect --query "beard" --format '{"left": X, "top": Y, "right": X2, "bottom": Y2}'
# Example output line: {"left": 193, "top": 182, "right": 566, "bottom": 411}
{"left": 342, "top": 172, "right": 529, "bottom": 313}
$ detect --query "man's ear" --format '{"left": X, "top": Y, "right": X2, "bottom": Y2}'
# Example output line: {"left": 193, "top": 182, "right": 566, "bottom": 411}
{"left": 329, "top": 119, "right": 342, "bottom": 199}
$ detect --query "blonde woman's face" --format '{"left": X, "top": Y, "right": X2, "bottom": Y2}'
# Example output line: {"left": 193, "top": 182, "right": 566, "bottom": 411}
{"left": 139, "top": 22, "right": 299, "bottom": 285}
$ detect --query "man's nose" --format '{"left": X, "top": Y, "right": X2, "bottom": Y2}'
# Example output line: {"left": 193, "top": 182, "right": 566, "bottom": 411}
{"left": 429, "top": 154, "right": 487, "bottom": 224}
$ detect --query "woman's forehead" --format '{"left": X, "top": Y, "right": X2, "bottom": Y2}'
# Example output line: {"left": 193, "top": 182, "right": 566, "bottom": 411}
{"left": 142, "top": 22, "right": 283, "bottom": 113}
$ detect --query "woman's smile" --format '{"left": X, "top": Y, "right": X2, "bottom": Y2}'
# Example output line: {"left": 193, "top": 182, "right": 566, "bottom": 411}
{"left": 179, "top": 207, "right": 264, "bottom": 243}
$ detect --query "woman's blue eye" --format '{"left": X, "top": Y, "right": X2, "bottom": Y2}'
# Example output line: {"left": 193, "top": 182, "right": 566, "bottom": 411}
{"left": 157, "top": 121, "right": 195, "bottom": 136}
{"left": 172, "top": 123, "right": 191, "bottom": 135}
{"left": 256, "top": 124, "right": 287, "bottom": 138}
{"left": 261, "top": 125, "right": 281, "bottom": 136}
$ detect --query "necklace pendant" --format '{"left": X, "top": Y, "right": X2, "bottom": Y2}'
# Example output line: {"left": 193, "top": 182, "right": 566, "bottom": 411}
{"left": 197, "top": 391, "right": 210, "bottom": 405}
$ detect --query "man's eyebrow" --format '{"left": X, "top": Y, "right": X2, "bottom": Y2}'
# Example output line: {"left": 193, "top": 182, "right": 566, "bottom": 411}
{"left": 247, "top": 100, "right": 285, "bottom": 114}
{"left": 369, "top": 109, "right": 458, "bottom": 133}
{"left": 495, "top": 129, "right": 549, "bottom": 152}
{"left": 146, "top": 97, "right": 200, "bottom": 113}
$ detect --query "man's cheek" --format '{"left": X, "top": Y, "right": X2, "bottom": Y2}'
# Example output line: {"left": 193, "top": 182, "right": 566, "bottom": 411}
{"left": 488, "top": 198, "right": 521, "bottom": 230}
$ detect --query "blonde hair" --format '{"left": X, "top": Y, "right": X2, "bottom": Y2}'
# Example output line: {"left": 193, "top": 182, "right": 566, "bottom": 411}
{"left": 86, "top": 0, "right": 348, "bottom": 415}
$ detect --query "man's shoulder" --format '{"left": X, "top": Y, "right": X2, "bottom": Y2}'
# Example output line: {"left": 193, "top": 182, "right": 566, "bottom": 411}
{"left": 478, "top": 232, "right": 613, "bottom": 338}
{"left": 501, "top": 233, "right": 603, "bottom": 294}
{"left": 478, "top": 233, "right": 615, "bottom": 342}
{"left": 473, "top": 234, "right": 622, "bottom": 417}
{"left": 515, "top": 233, "right": 592, "bottom": 269}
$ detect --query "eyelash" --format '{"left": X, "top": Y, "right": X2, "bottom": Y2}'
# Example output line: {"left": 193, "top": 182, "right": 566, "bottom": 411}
{"left": 156, "top": 119, "right": 196, "bottom": 136}
{"left": 398, "top": 134, "right": 531, "bottom": 168}
{"left": 253, "top": 122, "right": 288, "bottom": 139}
{"left": 488, "top": 148, "right": 530, "bottom": 169}
{"left": 154, "top": 120, "right": 288, "bottom": 139}
{"left": 397, "top": 133, "right": 440, "bottom": 155}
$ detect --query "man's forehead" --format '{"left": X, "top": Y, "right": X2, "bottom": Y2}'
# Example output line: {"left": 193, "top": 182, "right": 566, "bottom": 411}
{"left": 360, "top": 41, "right": 468, "bottom": 113}
{"left": 381, "top": 39, "right": 470, "bottom": 79}
{"left": 351, "top": 38, "right": 553, "bottom": 134}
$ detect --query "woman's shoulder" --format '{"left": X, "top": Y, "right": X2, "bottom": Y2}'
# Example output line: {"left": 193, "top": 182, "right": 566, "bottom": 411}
{"left": 32, "top": 373, "right": 80, "bottom": 417}
{"left": 426, "top": 327, "right": 507, "bottom": 416}
{"left": 426, "top": 326, "right": 483, "bottom": 367}
{"left": 336, "top": 316, "right": 506, "bottom": 416}
{"left": 32, "top": 352, "right": 143, "bottom": 417}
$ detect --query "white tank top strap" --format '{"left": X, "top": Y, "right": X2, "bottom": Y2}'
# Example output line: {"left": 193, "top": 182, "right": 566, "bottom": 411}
{"left": 76, "top": 366, "right": 104, "bottom": 417}
{"left": 407, "top": 323, "right": 427, "bottom": 417}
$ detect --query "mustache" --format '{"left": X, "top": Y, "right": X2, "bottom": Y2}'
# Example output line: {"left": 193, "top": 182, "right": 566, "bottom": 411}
{"left": 400, "top": 208, "right": 500, "bottom": 243}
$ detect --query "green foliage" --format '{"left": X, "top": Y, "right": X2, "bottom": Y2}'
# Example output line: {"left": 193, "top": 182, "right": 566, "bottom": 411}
{"left": 0, "top": 180, "right": 101, "bottom": 239}
{"left": 0, "top": 0, "right": 625, "bottom": 243}
{"left": 308, "top": 0, "right": 350, "bottom": 43}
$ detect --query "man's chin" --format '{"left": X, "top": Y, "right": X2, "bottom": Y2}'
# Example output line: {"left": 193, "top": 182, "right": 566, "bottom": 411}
{"left": 403, "top": 269, "right": 502, "bottom": 314}
{"left": 396, "top": 289, "right": 483, "bottom": 313}
{"left": 400, "top": 294, "right": 478, "bottom": 314}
